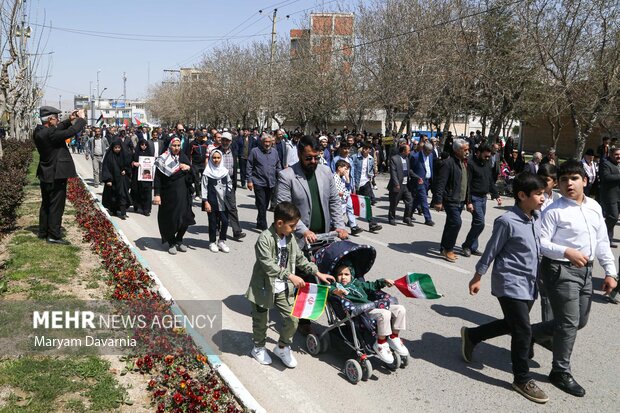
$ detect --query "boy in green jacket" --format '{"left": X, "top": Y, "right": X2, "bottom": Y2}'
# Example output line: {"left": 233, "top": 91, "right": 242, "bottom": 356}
{"left": 330, "top": 264, "right": 409, "bottom": 364}
{"left": 246, "top": 201, "right": 333, "bottom": 368}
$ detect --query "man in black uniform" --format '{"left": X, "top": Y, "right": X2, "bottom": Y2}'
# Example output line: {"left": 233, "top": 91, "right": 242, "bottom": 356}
{"left": 33, "top": 106, "right": 87, "bottom": 244}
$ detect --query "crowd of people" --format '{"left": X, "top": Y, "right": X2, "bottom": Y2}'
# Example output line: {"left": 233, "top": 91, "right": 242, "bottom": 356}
{"left": 33, "top": 105, "right": 620, "bottom": 405}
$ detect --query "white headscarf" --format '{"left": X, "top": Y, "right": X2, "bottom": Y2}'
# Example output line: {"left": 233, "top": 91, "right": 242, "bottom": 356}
{"left": 203, "top": 149, "right": 228, "bottom": 180}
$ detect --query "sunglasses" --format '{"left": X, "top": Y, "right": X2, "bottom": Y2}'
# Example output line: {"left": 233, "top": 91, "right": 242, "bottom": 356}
{"left": 304, "top": 155, "right": 321, "bottom": 162}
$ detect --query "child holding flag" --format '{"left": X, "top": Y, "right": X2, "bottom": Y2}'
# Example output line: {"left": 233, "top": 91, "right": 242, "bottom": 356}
{"left": 330, "top": 264, "right": 409, "bottom": 364}
{"left": 245, "top": 202, "right": 334, "bottom": 368}
{"left": 461, "top": 172, "right": 549, "bottom": 404}
{"left": 333, "top": 159, "right": 363, "bottom": 235}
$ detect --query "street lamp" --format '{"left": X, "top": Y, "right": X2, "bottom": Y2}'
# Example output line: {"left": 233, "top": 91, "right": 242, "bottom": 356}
{"left": 95, "top": 87, "right": 107, "bottom": 126}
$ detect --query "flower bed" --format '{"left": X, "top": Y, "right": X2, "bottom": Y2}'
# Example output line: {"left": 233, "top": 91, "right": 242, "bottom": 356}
{"left": 67, "top": 177, "right": 243, "bottom": 413}
{"left": 0, "top": 140, "right": 34, "bottom": 235}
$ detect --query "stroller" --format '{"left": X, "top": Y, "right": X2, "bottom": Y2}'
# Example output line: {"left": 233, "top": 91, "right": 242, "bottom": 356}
{"left": 303, "top": 238, "right": 409, "bottom": 384}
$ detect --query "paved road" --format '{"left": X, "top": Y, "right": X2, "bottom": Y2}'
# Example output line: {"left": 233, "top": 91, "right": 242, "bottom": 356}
{"left": 74, "top": 154, "right": 619, "bottom": 412}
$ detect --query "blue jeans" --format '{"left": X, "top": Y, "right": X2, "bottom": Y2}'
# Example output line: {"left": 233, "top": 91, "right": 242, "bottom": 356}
{"left": 463, "top": 195, "right": 487, "bottom": 252}
{"left": 344, "top": 197, "right": 357, "bottom": 227}
{"left": 440, "top": 202, "right": 464, "bottom": 252}
{"left": 411, "top": 178, "right": 432, "bottom": 222}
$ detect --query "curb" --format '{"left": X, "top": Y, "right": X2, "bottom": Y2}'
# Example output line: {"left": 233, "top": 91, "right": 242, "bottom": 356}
{"left": 76, "top": 174, "right": 266, "bottom": 413}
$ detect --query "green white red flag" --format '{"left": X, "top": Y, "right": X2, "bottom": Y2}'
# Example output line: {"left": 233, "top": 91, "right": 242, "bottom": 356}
{"left": 351, "top": 194, "right": 372, "bottom": 220}
{"left": 134, "top": 116, "right": 142, "bottom": 126}
{"left": 95, "top": 114, "right": 104, "bottom": 126}
{"left": 291, "top": 283, "right": 329, "bottom": 320}
{"left": 394, "top": 273, "right": 442, "bottom": 299}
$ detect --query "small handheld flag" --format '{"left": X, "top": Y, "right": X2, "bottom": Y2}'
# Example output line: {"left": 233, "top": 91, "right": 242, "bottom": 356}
{"left": 351, "top": 194, "right": 372, "bottom": 220}
{"left": 291, "top": 283, "right": 329, "bottom": 320}
{"left": 394, "top": 273, "right": 442, "bottom": 299}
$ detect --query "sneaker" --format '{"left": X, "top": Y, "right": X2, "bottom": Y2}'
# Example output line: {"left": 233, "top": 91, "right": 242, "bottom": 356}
{"left": 251, "top": 346, "right": 272, "bottom": 365}
{"left": 372, "top": 341, "right": 394, "bottom": 364}
{"left": 460, "top": 326, "right": 475, "bottom": 363}
{"left": 512, "top": 380, "right": 549, "bottom": 404}
{"left": 217, "top": 241, "right": 230, "bottom": 253}
{"left": 387, "top": 336, "right": 409, "bottom": 357}
{"left": 273, "top": 345, "right": 297, "bottom": 368}
{"left": 208, "top": 243, "right": 219, "bottom": 253}
{"left": 350, "top": 226, "right": 363, "bottom": 235}
{"left": 176, "top": 243, "right": 188, "bottom": 252}
{"left": 373, "top": 185, "right": 378, "bottom": 190}
{"left": 194, "top": 196, "right": 201, "bottom": 201}
{"left": 168, "top": 245, "right": 178, "bottom": 255}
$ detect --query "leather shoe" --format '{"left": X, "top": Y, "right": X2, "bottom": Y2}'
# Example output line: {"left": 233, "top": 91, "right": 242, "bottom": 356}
{"left": 233, "top": 231, "right": 247, "bottom": 240}
{"left": 462, "top": 247, "right": 472, "bottom": 257}
{"left": 47, "top": 238, "right": 70, "bottom": 245}
{"left": 403, "top": 220, "right": 414, "bottom": 227}
{"left": 440, "top": 250, "right": 458, "bottom": 263}
{"left": 471, "top": 250, "right": 483, "bottom": 256}
{"left": 548, "top": 372, "right": 585, "bottom": 397}
{"left": 610, "top": 243, "right": 618, "bottom": 248}
{"left": 388, "top": 220, "right": 396, "bottom": 226}
{"left": 424, "top": 220, "right": 435, "bottom": 226}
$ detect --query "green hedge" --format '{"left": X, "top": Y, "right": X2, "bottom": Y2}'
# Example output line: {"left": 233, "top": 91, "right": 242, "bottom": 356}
{"left": 0, "top": 139, "right": 34, "bottom": 233}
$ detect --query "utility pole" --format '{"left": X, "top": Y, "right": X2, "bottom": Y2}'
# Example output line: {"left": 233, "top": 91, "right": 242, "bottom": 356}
{"left": 122, "top": 72, "right": 127, "bottom": 101}
{"left": 58, "top": 95, "right": 61, "bottom": 110}
{"left": 259, "top": 8, "right": 278, "bottom": 130}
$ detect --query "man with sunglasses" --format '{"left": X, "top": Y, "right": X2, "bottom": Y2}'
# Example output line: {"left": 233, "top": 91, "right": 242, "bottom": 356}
{"left": 33, "top": 106, "right": 87, "bottom": 244}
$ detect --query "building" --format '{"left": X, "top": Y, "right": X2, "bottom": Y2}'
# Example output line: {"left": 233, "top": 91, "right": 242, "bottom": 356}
{"left": 81, "top": 95, "right": 150, "bottom": 127}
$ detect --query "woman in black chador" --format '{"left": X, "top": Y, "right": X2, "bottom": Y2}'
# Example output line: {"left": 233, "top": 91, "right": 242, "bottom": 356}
{"left": 102, "top": 139, "right": 132, "bottom": 219}
{"left": 131, "top": 138, "right": 154, "bottom": 216}
{"left": 153, "top": 137, "right": 195, "bottom": 255}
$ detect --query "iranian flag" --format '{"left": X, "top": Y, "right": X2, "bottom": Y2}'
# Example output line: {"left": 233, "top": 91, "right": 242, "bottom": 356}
{"left": 394, "top": 273, "right": 442, "bottom": 299}
{"left": 291, "top": 283, "right": 329, "bottom": 320}
{"left": 134, "top": 116, "right": 142, "bottom": 126}
{"left": 350, "top": 194, "right": 372, "bottom": 220}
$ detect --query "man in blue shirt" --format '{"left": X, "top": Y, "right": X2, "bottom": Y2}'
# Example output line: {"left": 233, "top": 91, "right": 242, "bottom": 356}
{"left": 247, "top": 134, "right": 281, "bottom": 230}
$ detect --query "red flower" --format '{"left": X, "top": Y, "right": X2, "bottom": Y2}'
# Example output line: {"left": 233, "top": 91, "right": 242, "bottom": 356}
{"left": 173, "top": 392, "right": 183, "bottom": 404}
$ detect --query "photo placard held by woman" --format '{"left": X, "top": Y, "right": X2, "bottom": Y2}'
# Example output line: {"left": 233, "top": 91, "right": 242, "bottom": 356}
{"left": 153, "top": 137, "right": 195, "bottom": 255}
{"left": 131, "top": 138, "right": 154, "bottom": 216}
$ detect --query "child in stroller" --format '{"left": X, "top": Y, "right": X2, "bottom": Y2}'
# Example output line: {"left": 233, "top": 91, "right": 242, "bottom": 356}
{"left": 331, "top": 263, "right": 409, "bottom": 364}
{"left": 305, "top": 239, "right": 410, "bottom": 383}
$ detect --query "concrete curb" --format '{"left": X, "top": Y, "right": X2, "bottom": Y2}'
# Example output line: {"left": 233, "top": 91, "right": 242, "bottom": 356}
{"left": 75, "top": 174, "right": 265, "bottom": 413}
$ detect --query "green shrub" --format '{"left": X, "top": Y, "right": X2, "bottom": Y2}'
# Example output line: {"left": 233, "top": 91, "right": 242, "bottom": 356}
{"left": 0, "top": 139, "right": 34, "bottom": 233}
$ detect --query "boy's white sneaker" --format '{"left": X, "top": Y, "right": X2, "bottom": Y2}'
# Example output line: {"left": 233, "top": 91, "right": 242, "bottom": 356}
{"left": 217, "top": 240, "right": 230, "bottom": 253}
{"left": 373, "top": 341, "right": 395, "bottom": 364}
{"left": 387, "top": 336, "right": 409, "bottom": 357}
{"left": 251, "top": 346, "right": 272, "bottom": 365}
{"left": 273, "top": 345, "right": 297, "bottom": 368}
{"left": 208, "top": 242, "right": 219, "bottom": 253}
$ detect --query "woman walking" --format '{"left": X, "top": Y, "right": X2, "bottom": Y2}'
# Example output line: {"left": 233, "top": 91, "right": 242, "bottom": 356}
{"left": 202, "top": 149, "right": 231, "bottom": 253}
{"left": 131, "top": 138, "right": 154, "bottom": 216}
{"left": 101, "top": 139, "right": 132, "bottom": 219}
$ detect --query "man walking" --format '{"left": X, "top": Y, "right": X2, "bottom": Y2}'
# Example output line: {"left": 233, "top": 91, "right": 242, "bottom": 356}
{"left": 462, "top": 144, "right": 502, "bottom": 257}
{"left": 598, "top": 147, "right": 620, "bottom": 248}
{"left": 85, "top": 127, "right": 108, "bottom": 188}
{"left": 434, "top": 138, "right": 470, "bottom": 262}
{"left": 352, "top": 143, "right": 382, "bottom": 232}
{"left": 410, "top": 142, "right": 435, "bottom": 226}
{"left": 220, "top": 133, "right": 246, "bottom": 240}
{"left": 33, "top": 107, "right": 87, "bottom": 244}
{"left": 247, "top": 134, "right": 281, "bottom": 230}
{"left": 189, "top": 132, "right": 209, "bottom": 200}
{"left": 388, "top": 143, "right": 417, "bottom": 226}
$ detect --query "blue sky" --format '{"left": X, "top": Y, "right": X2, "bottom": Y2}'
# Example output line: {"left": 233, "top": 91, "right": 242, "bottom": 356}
{"left": 35, "top": 0, "right": 356, "bottom": 109}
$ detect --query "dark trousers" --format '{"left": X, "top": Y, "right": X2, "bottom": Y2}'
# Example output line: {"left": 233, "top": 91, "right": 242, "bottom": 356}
{"left": 603, "top": 200, "right": 620, "bottom": 243}
{"left": 531, "top": 258, "right": 593, "bottom": 374}
{"left": 191, "top": 164, "right": 205, "bottom": 198}
{"left": 463, "top": 195, "right": 487, "bottom": 252}
{"left": 239, "top": 157, "right": 248, "bottom": 186}
{"left": 388, "top": 186, "right": 413, "bottom": 222}
{"left": 357, "top": 182, "right": 377, "bottom": 224}
{"left": 254, "top": 185, "right": 273, "bottom": 230}
{"left": 440, "top": 202, "right": 464, "bottom": 252}
{"left": 411, "top": 178, "right": 432, "bottom": 222}
{"left": 208, "top": 210, "right": 229, "bottom": 242}
{"left": 166, "top": 227, "right": 187, "bottom": 247}
{"left": 224, "top": 188, "right": 242, "bottom": 234}
{"left": 39, "top": 179, "right": 67, "bottom": 239}
{"left": 468, "top": 296, "right": 534, "bottom": 384}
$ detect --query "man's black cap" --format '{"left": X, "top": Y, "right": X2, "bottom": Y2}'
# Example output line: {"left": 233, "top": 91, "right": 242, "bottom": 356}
{"left": 39, "top": 106, "right": 61, "bottom": 118}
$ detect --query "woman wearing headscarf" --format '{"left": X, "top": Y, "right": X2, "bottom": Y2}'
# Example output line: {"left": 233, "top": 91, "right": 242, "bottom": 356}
{"left": 130, "top": 138, "right": 154, "bottom": 216}
{"left": 101, "top": 139, "right": 132, "bottom": 219}
{"left": 201, "top": 149, "right": 231, "bottom": 253}
{"left": 153, "top": 137, "right": 195, "bottom": 255}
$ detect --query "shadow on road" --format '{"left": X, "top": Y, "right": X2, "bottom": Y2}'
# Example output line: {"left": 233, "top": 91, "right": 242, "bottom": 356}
{"left": 388, "top": 240, "right": 443, "bottom": 259}
{"left": 410, "top": 332, "right": 547, "bottom": 388}
{"left": 431, "top": 304, "right": 497, "bottom": 326}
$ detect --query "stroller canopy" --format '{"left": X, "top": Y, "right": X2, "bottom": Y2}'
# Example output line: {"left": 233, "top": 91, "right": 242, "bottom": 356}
{"left": 315, "top": 240, "right": 376, "bottom": 278}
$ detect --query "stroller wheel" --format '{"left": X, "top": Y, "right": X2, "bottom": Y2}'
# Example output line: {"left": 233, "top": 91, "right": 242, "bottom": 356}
{"left": 361, "top": 358, "right": 373, "bottom": 381}
{"left": 386, "top": 351, "right": 401, "bottom": 371}
{"left": 400, "top": 355, "right": 409, "bottom": 368}
{"left": 306, "top": 334, "right": 321, "bottom": 356}
{"left": 344, "top": 359, "right": 362, "bottom": 384}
